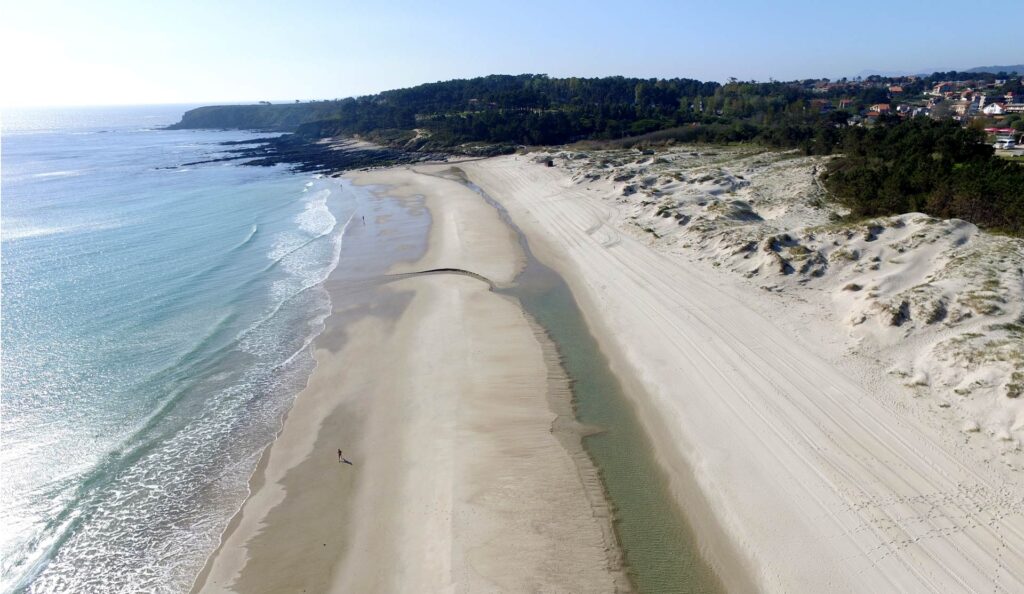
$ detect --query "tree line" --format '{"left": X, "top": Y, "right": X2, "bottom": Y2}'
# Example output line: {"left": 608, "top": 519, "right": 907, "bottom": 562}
{"left": 823, "top": 118, "right": 1024, "bottom": 235}
{"left": 171, "top": 73, "right": 1024, "bottom": 235}
{"left": 299, "top": 74, "right": 1024, "bottom": 235}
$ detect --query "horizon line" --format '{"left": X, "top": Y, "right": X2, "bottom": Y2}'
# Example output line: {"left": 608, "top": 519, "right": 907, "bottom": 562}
{"left": 4, "top": 67, "right": 1020, "bottom": 111}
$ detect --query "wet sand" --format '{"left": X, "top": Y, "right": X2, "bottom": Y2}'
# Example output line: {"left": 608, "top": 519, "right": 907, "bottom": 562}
{"left": 191, "top": 169, "right": 624, "bottom": 593}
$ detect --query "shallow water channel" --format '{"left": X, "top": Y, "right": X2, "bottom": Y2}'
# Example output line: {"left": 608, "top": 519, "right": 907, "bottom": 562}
{"left": 462, "top": 179, "right": 723, "bottom": 594}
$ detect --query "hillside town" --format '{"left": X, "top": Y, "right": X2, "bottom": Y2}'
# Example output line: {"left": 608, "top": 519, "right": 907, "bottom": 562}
{"left": 796, "top": 70, "right": 1024, "bottom": 155}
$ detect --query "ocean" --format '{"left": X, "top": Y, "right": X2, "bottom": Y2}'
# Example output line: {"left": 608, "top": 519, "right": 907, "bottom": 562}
{"left": 1, "top": 105, "right": 359, "bottom": 592}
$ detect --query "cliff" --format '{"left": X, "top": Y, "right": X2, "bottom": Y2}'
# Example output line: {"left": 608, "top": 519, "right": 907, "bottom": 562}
{"left": 166, "top": 103, "right": 343, "bottom": 131}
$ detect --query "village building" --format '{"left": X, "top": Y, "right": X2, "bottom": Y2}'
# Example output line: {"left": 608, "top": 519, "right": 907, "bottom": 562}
{"left": 810, "top": 99, "right": 833, "bottom": 113}
{"left": 983, "top": 102, "right": 1006, "bottom": 116}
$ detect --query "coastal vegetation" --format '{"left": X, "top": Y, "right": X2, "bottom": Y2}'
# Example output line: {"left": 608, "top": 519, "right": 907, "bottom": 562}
{"left": 823, "top": 119, "right": 1024, "bottom": 235}
{"left": 171, "top": 73, "right": 1024, "bottom": 235}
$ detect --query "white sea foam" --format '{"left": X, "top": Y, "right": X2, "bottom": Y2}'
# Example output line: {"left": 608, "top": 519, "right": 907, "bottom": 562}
{"left": 245, "top": 208, "right": 351, "bottom": 362}
{"left": 2, "top": 221, "right": 122, "bottom": 242}
{"left": 31, "top": 170, "right": 82, "bottom": 179}
{"left": 295, "top": 190, "right": 335, "bottom": 236}
{"left": 260, "top": 184, "right": 339, "bottom": 314}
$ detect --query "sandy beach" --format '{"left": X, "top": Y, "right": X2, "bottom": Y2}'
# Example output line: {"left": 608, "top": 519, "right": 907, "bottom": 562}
{"left": 191, "top": 168, "right": 626, "bottom": 593}
{"left": 190, "top": 150, "right": 1024, "bottom": 594}
{"left": 460, "top": 154, "right": 1024, "bottom": 593}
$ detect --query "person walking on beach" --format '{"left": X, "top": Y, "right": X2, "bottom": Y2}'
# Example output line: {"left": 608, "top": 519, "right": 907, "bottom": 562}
{"left": 338, "top": 449, "right": 353, "bottom": 465}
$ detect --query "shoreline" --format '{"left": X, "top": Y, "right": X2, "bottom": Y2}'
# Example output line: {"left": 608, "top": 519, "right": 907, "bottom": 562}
{"left": 191, "top": 166, "right": 626, "bottom": 592}
{"left": 189, "top": 181, "right": 428, "bottom": 593}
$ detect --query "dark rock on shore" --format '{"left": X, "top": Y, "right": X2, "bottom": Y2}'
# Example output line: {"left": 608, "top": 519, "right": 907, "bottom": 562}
{"left": 180, "top": 135, "right": 448, "bottom": 174}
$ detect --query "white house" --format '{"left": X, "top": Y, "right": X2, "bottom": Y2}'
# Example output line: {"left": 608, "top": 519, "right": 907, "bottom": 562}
{"left": 983, "top": 102, "right": 1006, "bottom": 116}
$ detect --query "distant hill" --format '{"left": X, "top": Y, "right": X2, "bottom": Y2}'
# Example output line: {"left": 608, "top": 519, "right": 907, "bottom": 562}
{"left": 856, "top": 69, "right": 910, "bottom": 78}
{"left": 856, "top": 65, "right": 1023, "bottom": 78}
{"left": 168, "top": 71, "right": 1023, "bottom": 152}
{"left": 167, "top": 73, "right": 1024, "bottom": 235}
{"left": 964, "top": 64, "right": 1024, "bottom": 75}
{"left": 166, "top": 103, "right": 345, "bottom": 131}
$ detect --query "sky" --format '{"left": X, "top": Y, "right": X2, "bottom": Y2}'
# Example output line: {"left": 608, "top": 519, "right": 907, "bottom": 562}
{"left": 1, "top": 0, "right": 1021, "bottom": 107}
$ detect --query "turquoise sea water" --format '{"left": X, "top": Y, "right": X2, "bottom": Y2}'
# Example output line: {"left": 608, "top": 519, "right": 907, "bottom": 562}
{"left": 1, "top": 106, "right": 360, "bottom": 592}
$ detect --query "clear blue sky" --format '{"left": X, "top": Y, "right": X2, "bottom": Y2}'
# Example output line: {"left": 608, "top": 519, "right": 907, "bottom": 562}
{"left": 1, "top": 0, "right": 1020, "bottom": 107}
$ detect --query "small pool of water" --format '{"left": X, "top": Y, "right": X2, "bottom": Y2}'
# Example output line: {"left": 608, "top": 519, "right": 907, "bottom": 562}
{"left": 464, "top": 179, "right": 723, "bottom": 593}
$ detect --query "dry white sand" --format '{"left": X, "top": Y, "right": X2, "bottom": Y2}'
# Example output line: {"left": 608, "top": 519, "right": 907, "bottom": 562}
{"left": 547, "top": 147, "right": 1024, "bottom": 451}
{"left": 461, "top": 154, "right": 1024, "bottom": 593}
{"left": 190, "top": 168, "right": 624, "bottom": 593}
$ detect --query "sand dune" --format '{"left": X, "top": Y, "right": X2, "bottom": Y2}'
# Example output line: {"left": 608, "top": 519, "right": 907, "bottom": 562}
{"left": 462, "top": 154, "right": 1024, "bottom": 592}
{"left": 549, "top": 147, "right": 1023, "bottom": 451}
